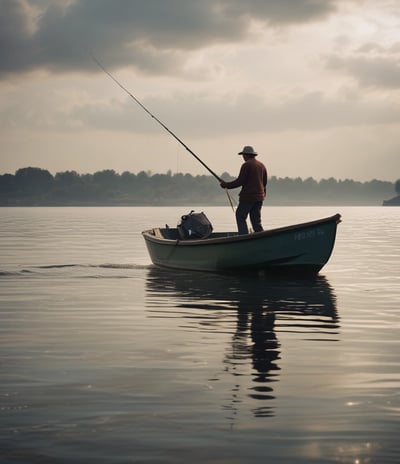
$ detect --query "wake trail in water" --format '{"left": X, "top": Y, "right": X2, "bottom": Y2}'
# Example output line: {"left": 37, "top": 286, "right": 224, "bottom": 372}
{"left": 35, "top": 263, "right": 148, "bottom": 270}
{"left": 0, "top": 263, "right": 150, "bottom": 278}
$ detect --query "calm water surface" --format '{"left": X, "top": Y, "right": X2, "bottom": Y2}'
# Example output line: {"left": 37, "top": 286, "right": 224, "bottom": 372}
{"left": 0, "top": 206, "right": 399, "bottom": 463}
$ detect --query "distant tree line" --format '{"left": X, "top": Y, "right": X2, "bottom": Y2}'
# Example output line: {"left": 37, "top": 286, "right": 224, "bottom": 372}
{"left": 0, "top": 167, "right": 397, "bottom": 206}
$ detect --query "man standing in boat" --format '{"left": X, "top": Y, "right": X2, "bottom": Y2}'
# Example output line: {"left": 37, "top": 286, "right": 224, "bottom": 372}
{"left": 220, "top": 146, "right": 267, "bottom": 235}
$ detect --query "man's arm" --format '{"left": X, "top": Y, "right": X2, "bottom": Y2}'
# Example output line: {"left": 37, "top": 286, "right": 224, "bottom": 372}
{"left": 220, "top": 164, "right": 248, "bottom": 189}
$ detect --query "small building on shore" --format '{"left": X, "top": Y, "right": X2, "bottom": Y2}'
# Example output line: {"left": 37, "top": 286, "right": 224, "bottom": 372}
{"left": 383, "top": 196, "right": 400, "bottom": 206}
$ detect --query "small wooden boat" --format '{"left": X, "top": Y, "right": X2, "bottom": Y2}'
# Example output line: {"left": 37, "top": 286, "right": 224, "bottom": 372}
{"left": 142, "top": 213, "right": 341, "bottom": 275}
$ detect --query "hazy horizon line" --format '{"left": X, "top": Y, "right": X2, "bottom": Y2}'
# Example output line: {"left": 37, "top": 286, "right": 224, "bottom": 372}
{"left": 1, "top": 166, "right": 396, "bottom": 185}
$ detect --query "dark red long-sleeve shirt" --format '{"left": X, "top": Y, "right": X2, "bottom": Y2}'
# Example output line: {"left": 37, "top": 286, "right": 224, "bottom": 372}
{"left": 224, "top": 157, "right": 267, "bottom": 202}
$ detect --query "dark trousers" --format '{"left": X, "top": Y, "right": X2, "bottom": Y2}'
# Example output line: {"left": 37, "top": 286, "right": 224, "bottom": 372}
{"left": 236, "top": 201, "right": 263, "bottom": 235}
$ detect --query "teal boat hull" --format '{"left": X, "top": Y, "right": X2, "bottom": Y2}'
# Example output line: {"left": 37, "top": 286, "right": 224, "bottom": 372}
{"left": 142, "top": 214, "right": 341, "bottom": 274}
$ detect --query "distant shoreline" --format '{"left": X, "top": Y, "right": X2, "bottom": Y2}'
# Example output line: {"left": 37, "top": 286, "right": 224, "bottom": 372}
{"left": 1, "top": 167, "right": 397, "bottom": 207}
{"left": 0, "top": 200, "right": 394, "bottom": 207}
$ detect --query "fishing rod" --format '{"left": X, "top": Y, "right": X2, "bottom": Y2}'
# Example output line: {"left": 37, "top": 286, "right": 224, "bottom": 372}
{"left": 91, "top": 55, "right": 224, "bottom": 184}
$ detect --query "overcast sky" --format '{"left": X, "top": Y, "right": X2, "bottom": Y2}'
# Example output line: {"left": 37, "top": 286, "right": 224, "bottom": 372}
{"left": 1, "top": 0, "right": 399, "bottom": 181}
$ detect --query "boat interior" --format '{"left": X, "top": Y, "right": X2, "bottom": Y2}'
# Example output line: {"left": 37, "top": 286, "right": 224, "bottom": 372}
{"left": 150, "top": 227, "right": 237, "bottom": 241}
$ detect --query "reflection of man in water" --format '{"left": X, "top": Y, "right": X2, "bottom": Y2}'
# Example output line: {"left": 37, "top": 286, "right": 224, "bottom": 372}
{"left": 226, "top": 301, "right": 281, "bottom": 416}
{"left": 249, "top": 311, "right": 280, "bottom": 389}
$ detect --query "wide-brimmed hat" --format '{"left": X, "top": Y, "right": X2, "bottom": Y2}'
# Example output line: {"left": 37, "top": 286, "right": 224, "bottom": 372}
{"left": 238, "top": 146, "right": 258, "bottom": 156}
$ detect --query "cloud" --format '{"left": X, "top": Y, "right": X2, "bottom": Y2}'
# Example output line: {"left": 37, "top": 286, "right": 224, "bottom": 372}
{"left": 3, "top": 84, "right": 399, "bottom": 135}
{"left": 0, "top": 0, "right": 339, "bottom": 76}
{"left": 326, "top": 42, "right": 400, "bottom": 89}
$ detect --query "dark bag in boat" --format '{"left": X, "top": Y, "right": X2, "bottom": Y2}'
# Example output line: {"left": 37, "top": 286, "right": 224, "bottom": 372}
{"left": 177, "top": 210, "right": 213, "bottom": 240}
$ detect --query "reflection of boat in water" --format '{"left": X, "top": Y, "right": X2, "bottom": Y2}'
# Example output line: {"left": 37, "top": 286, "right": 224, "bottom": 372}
{"left": 146, "top": 267, "right": 338, "bottom": 322}
{"left": 146, "top": 268, "right": 339, "bottom": 418}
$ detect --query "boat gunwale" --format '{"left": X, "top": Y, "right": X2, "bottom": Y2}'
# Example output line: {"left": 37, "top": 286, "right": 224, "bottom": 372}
{"left": 142, "top": 213, "right": 341, "bottom": 246}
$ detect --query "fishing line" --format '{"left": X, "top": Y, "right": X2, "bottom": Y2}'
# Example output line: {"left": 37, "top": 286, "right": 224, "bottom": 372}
{"left": 91, "top": 54, "right": 236, "bottom": 211}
